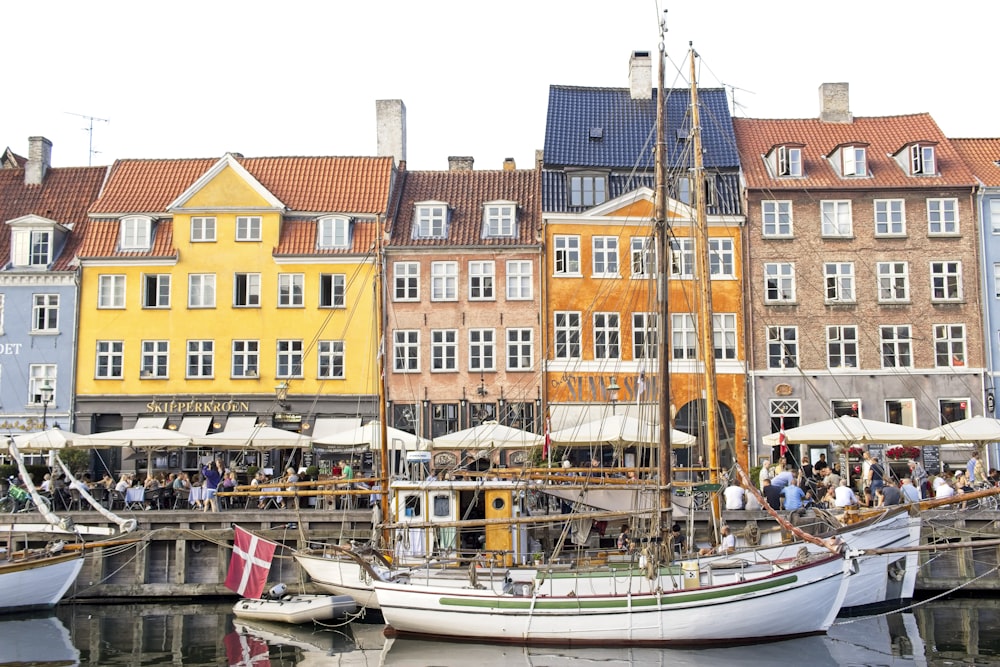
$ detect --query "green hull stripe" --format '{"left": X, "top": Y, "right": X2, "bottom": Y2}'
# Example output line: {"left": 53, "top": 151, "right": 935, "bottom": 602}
{"left": 438, "top": 575, "right": 798, "bottom": 610}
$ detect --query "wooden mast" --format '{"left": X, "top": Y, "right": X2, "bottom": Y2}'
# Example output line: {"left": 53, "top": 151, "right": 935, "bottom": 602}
{"left": 375, "top": 212, "right": 391, "bottom": 547}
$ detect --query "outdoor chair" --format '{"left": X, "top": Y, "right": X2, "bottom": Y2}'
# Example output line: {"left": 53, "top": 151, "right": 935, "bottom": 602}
{"left": 173, "top": 488, "right": 190, "bottom": 509}
{"left": 68, "top": 488, "right": 83, "bottom": 511}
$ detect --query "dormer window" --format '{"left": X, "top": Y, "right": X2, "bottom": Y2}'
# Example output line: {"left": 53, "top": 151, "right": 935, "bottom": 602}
{"left": 777, "top": 145, "right": 802, "bottom": 177}
{"left": 893, "top": 142, "right": 938, "bottom": 176}
{"left": 120, "top": 216, "right": 152, "bottom": 251}
{"left": 414, "top": 202, "right": 448, "bottom": 239}
{"left": 318, "top": 216, "right": 351, "bottom": 249}
{"left": 568, "top": 172, "right": 607, "bottom": 208}
{"left": 8, "top": 214, "right": 63, "bottom": 268}
{"left": 482, "top": 201, "right": 516, "bottom": 238}
{"left": 841, "top": 145, "right": 867, "bottom": 177}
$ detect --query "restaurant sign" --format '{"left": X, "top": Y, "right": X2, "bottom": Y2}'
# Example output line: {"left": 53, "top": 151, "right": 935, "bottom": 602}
{"left": 145, "top": 399, "right": 251, "bottom": 414}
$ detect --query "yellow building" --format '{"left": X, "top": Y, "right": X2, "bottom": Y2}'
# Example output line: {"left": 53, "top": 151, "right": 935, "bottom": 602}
{"left": 76, "top": 153, "right": 395, "bottom": 469}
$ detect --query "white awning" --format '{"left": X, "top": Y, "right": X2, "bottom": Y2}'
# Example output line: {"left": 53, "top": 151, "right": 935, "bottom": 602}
{"left": 311, "top": 417, "right": 361, "bottom": 439}
{"left": 177, "top": 416, "right": 213, "bottom": 436}
{"left": 134, "top": 416, "right": 167, "bottom": 429}
{"left": 224, "top": 416, "right": 259, "bottom": 432}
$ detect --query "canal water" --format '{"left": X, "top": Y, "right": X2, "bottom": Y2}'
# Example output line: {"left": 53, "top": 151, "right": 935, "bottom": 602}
{"left": 2, "top": 596, "right": 996, "bottom": 666}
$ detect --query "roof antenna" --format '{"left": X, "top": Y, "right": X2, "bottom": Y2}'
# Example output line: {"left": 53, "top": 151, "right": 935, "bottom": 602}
{"left": 65, "top": 112, "right": 109, "bottom": 166}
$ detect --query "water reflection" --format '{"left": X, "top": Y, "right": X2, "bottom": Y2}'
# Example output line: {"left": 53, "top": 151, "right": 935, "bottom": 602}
{"left": 0, "top": 596, "right": 986, "bottom": 665}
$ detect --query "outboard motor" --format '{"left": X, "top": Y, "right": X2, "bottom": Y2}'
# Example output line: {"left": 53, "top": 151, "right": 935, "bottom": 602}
{"left": 266, "top": 583, "right": 288, "bottom": 600}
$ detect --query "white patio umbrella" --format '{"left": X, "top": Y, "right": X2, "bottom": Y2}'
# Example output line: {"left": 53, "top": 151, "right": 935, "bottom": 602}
{"left": 548, "top": 414, "right": 696, "bottom": 448}
{"left": 11, "top": 426, "right": 85, "bottom": 451}
{"left": 433, "top": 421, "right": 544, "bottom": 449}
{"left": 311, "top": 420, "right": 429, "bottom": 452}
{"left": 194, "top": 425, "right": 311, "bottom": 449}
{"left": 72, "top": 427, "right": 194, "bottom": 477}
{"left": 926, "top": 416, "right": 1000, "bottom": 446}
{"left": 761, "top": 416, "right": 935, "bottom": 446}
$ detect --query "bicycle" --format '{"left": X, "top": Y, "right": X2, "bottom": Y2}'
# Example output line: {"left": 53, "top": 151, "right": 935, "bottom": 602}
{"left": 972, "top": 482, "right": 999, "bottom": 511}
{"left": 0, "top": 482, "right": 51, "bottom": 514}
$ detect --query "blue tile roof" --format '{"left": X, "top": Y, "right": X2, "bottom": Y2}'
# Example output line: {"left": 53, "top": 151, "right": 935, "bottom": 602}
{"left": 543, "top": 86, "right": 740, "bottom": 169}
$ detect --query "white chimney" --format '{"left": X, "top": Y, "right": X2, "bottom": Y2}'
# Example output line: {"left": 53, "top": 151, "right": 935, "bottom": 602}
{"left": 376, "top": 99, "right": 407, "bottom": 165}
{"left": 25, "top": 136, "right": 52, "bottom": 185}
{"left": 819, "top": 83, "right": 852, "bottom": 123}
{"left": 629, "top": 51, "right": 652, "bottom": 100}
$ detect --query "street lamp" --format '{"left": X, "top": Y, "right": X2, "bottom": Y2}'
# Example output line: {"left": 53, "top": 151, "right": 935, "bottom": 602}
{"left": 275, "top": 381, "right": 290, "bottom": 409}
{"left": 607, "top": 376, "right": 621, "bottom": 415}
{"left": 39, "top": 380, "right": 54, "bottom": 429}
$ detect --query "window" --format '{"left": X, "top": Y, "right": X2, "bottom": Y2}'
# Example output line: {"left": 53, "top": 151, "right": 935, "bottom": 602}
{"left": 188, "top": 274, "right": 216, "bottom": 308}
{"left": 317, "top": 340, "right": 345, "bottom": 379}
{"left": 878, "top": 262, "right": 910, "bottom": 302}
{"left": 318, "top": 216, "right": 350, "bottom": 248}
{"left": 777, "top": 146, "right": 802, "bottom": 177}
{"left": 431, "top": 330, "right": 458, "bottom": 372}
{"left": 939, "top": 398, "right": 969, "bottom": 425}
{"left": 393, "top": 330, "right": 420, "bottom": 372}
{"left": 431, "top": 403, "right": 459, "bottom": 439}
{"left": 675, "top": 176, "right": 692, "bottom": 204}
{"left": 11, "top": 229, "right": 53, "bottom": 267}
{"left": 234, "top": 273, "right": 261, "bottom": 307}
{"left": 880, "top": 325, "right": 912, "bottom": 369}
{"left": 930, "top": 261, "right": 962, "bottom": 301}
{"left": 630, "top": 237, "right": 657, "bottom": 277}
{"left": 31, "top": 294, "right": 58, "bottom": 332}
{"left": 826, "top": 325, "right": 858, "bottom": 368}
{"left": 471, "top": 402, "right": 496, "bottom": 424}
{"left": 821, "top": 201, "right": 852, "bottom": 237}
{"left": 120, "top": 216, "right": 152, "bottom": 250}
{"left": 991, "top": 200, "right": 1000, "bottom": 234}
{"left": 633, "top": 312, "right": 658, "bottom": 359}
{"left": 319, "top": 274, "right": 346, "bottom": 308}
{"left": 469, "top": 329, "right": 496, "bottom": 371}
{"left": 762, "top": 201, "right": 793, "bottom": 237}
{"left": 670, "top": 238, "right": 694, "bottom": 277}
{"left": 842, "top": 146, "right": 867, "bottom": 176}
{"left": 824, "top": 262, "right": 855, "bottom": 302}
{"left": 874, "top": 199, "right": 906, "bottom": 236}
{"left": 927, "top": 199, "right": 959, "bottom": 235}
{"left": 98, "top": 275, "right": 126, "bottom": 309}
{"left": 832, "top": 399, "right": 860, "bottom": 418}
{"left": 886, "top": 398, "right": 917, "bottom": 427}
{"left": 671, "top": 313, "right": 697, "bottom": 360}
{"left": 934, "top": 324, "right": 966, "bottom": 367}
{"left": 554, "top": 312, "right": 581, "bottom": 359}
{"left": 232, "top": 340, "right": 259, "bottom": 378}
{"left": 769, "top": 399, "right": 800, "bottom": 434}
{"left": 553, "top": 236, "right": 581, "bottom": 275}
{"left": 764, "top": 263, "right": 795, "bottom": 302}
{"left": 96, "top": 340, "right": 124, "bottom": 378}
{"left": 593, "top": 313, "right": 620, "bottom": 360}
{"left": 506, "top": 260, "right": 532, "bottom": 300}
{"left": 142, "top": 274, "right": 170, "bottom": 308}
{"left": 236, "top": 216, "right": 262, "bottom": 241}
{"left": 394, "top": 262, "right": 419, "bottom": 301}
{"left": 713, "top": 313, "right": 737, "bottom": 360}
{"left": 414, "top": 203, "right": 448, "bottom": 238}
{"left": 141, "top": 340, "right": 169, "bottom": 378}
{"left": 186, "top": 340, "right": 214, "bottom": 378}
{"left": 569, "top": 174, "right": 607, "bottom": 207}
{"left": 468, "top": 261, "right": 495, "bottom": 300}
{"left": 592, "top": 236, "right": 619, "bottom": 276}
{"left": 766, "top": 326, "right": 798, "bottom": 369}
{"left": 483, "top": 202, "right": 516, "bottom": 237}
{"left": 276, "top": 340, "right": 303, "bottom": 378}
{"left": 190, "top": 217, "right": 216, "bottom": 242}
{"left": 28, "top": 365, "right": 55, "bottom": 405}
{"left": 709, "top": 238, "right": 735, "bottom": 277}
{"left": 910, "top": 144, "right": 936, "bottom": 175}
{"left": 278, "top": 274, "right": 304, "bottom": 307}
{"left": 431, "top": 261, "right": 458, "bottom": 301}
{"left": 506, "top": 328, "right": 533, "bottom": 370}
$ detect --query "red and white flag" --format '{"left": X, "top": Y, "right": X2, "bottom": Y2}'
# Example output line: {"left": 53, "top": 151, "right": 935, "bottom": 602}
{"left": 543, "top": 410, "right": 551, "bottom": 461}
{"left": 224, "top": 630, "right": 271, "bottom": 667}
{"left": 225, "top": 525, "right": 277, "bottom": 599}
{"left": 777, "top": 416, "right": 788, "bottom": 459}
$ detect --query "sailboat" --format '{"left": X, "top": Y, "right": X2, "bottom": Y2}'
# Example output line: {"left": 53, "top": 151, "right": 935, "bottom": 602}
{"left": 369, "top": 44, "right": 856, "bottom": 645}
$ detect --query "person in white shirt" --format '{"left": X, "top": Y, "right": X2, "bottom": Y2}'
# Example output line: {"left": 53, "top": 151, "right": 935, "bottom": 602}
{"left": 900, "top": 478, "right": 921, "bottom": 503}
{"left": 833, "top": 479, "right": 858, "bottom": 507}
{"left": 723, "top": 483, "right": 745, "bottom": 510}
{"left": 933, "top": 476, "right": 955, "bottom": 499}
{"left": 758, "top": 460, "right": 774, "bottom": 491}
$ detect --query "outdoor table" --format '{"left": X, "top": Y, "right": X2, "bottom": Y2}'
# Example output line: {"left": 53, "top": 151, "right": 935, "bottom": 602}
{"left": 125, "top": 487, "right": 145, "bottom": 510}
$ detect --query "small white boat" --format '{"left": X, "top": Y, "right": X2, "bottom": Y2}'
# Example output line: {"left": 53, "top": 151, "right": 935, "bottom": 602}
{"left": 0, "top": 548, "right": 84, "bottom": 614}
{"left": 232, "top": 587, "right": 358, "bottom": 624}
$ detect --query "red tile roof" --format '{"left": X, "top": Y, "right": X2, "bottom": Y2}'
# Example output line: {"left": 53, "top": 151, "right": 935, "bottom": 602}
{"left": 77, "top": 219, "right": 176, "bottom": 260}
{"left": 951, "top": 138, "right": 1000, "bottom": 188}
{"left": 0, "top": 166, "right": 108, "bottom": 270}
{"left": 389, "top": 169, "right": 541, "bottom": 247}
{"left": 734, "top": 114, "right": 976, "bottom": 190}
{"left": 90, "top": 156, "right": 395, "bottom": 215}
{"left": 274, "top": 218, "right": 379, "bottom": 257}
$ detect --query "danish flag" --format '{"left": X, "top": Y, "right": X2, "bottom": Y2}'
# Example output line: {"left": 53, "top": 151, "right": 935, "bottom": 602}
{"left": 778, "top": 416, "right": 788, "bottom": 459}
{"left": 224, "top": 631, "right": 270, "bottom": 667}
{"left": 225, "top": 525, "right": 277, "bottom": 599}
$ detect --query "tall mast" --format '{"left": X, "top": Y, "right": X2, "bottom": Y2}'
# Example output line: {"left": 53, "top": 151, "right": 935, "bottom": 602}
{"left": 688, "top": 45, "right": 722, "bottom": 506}
{"left": 375, "top": 214, "right": 391, "bottom": 544}
{"left": 655, "top": 13, "right": 672, "bottom": 531}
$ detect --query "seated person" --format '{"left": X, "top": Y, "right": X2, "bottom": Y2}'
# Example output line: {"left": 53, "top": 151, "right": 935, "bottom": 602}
{"left": 699, "top": 525, "right": 735, "bottom": 556}
{"left": 669, "top": 523, "right": 686, "bottom": 556}
{"left": 723, "top": 482, "right": 745, "bottom": 510}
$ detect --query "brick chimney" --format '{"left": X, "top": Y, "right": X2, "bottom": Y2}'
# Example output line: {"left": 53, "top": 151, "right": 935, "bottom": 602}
{"left": 448, "top": 156, "right": 474, "bottom": 171}
{"left": 25, "top": 136, "right": 52, "bottom": 185}
{"left": 503, "top": 157, "right": 516, "bottom": 171}
{"left": 629, "top": 51, "right": 652, "bottom": 100}
{"left": 819, "top": 83, "right": 852, "bottom": 124}
{"left": 376, "top": 99, "right": 407, "bottom": 165}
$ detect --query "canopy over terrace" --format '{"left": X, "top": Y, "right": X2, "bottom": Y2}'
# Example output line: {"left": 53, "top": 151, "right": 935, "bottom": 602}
{"left": 11, "top": 427, "right": 85, "bottom": 451}
{"left": 71, "top": 427, "right": 194, "bottom": 477}
{"left": 432, "top": 421, "right": 544, "bottom": 449}
{"left": 311, "top": 420, "right": 429, "bottom": 452}
{"left": 760, "top": 416, "right": 936, "bottom": 446}
{"left": 548, "top": 414, "right": 697, "bottom": 448}
{"left": 194, "top": 426, "right": 311, "bottom": 449}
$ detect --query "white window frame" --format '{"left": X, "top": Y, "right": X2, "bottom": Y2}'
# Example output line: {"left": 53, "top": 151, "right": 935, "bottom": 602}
{"left": 930, "top": 261, "right": 962, "bottom": 302}
{"left": 910, "top": 144, "right": 936, "bottom": 175}
{"left": 120, "top": 216, "right": 152, "bottom": 251}
{"left": 874, "top": 199, "right": 906, "bottom": 236}
{"left": 394, "top": 262, "right": 420, "bottom": 302}
{"left": 188, "top": 273, "right": 216, "bottom": 308}
{"left": 927, "top": 198, "right": 959, "bottom": 235}
{"left": 186, "top": 340, "right": 214, "bottom": 378}
{"left": 96, "top": 340, "right": 124, "bottom": 379}
{"left": 233, "top": 273, "right": 261, "bottom": 308}
{"left": 468, "top": 261, "right": 495, "bottom": 301}
{"left": 762, "top": 200, "right": 793, "bottom": 237}
{"left": 142, "top": 274, "right": 171, "bottom": 309}
{"left": 236, "top": 216, "right": 262, "bottom": 241}
{"left": 317, "top": 340, "right": 345, "bottom": 379}
{"left": 319, "top": 273, "right": 346, "bottom": 308}
{"left": 632, "top": 312, "right": 658, "bottom": 360}
{"left": 713, "top": 313, "right": 738, "bottom": 360}
{"left": 506, "top": 260, "right": 532, "bottom": 300}
{"left": 670, "top": 238, "right": 695, "bottom": 278}
{"left": 764, "top": 263, "right": 796, "bottom": 303}
{"left": 824, "top": 262, "right": 855, "bottom": 303}
{"left": 431, "top": 329, "right": 458, "bottom": 372}
{"left": 98, "top": 275, "right": 126, "bottom": 309}
{"left": 232, "top": 340, "right": 259, "bottom": 378}
{"left": 393, "top": 330, "right": 420, "bottom": 373}
{"left": 11, "top": 228, "right": 54, "bottom": 267}
{"left": 568, "top": 173, "right": 607, "bottom": 207}
{"left": 592, "top": 236, "right": 619, "bottom": 277}
{"left": 630, "top": 237, "right": 657, "bottom": 278}
{"left": 821, "top": 200, "right": 853, "bottom": 237}
{"left": 991, "top": 199, "right": 1000, "bottom": 235}
{"left": 28, "top": 364, "right": 56, "bottom": 405}
{"left": 934, "top": 324, "right": 966, "bottom": 368}
{"left": 842, "top": 146, "right": 867, "bottom": 177}
{"left": 826, "top": 325, "right": 858, "bottom": 369}
{"left": 777, "top": 146, "right": 802, "bottom": 177}
{"left": 554, "top": 312, "right": 581, "bottom": 360}
{"left": 482, "top": 202, "right": 516, "bottom": 238}
{"left": 31, "top": 294, "right": 58, "bottom": 333}
{"left": 878, "top": 262, "right": 910, "bottom": 303}
{"left": 141, "top": 340, "right": 169, "bottom": 378}
{"left": 468, "top": 328, "right": 496, "bottom": 372}
{"left": 885, "top": 398, "right": 917, "bottom": 427}
{"left": 190, "top": 217, "right": 216, "bottom": 242}
{"left": 430, "top": 261, "right": 458, "bottom": 301}
{"left": 709, "top": 238, "right": 735, "bottom": 278}
{"left": 414, "top": 203, "right": 448, "bottom": 238}
{"left": 553, "top": 235, "right": 581, "bottom": 275}
{"left": 880, "top": 325, "right": 912, "bottom": 369}
{"left": 505, "top": 328, "right": 533, "bottom": 371}
{"left": 671, "top": 313, "right": 697, "bottom": 360}
{"left": 318, "top": 216, "right": 350, "bottom": 248}
{"left": 276, "top": 339, "right": 304, "bottom": 378}
{"left": 766, "top": 326, "right": 798, "bottom": 369}
{"left": 593, "top": 312, "right": 621, "bottom": 360}
{"left": 278, "top": 273, "right": 305, "bottom": 307}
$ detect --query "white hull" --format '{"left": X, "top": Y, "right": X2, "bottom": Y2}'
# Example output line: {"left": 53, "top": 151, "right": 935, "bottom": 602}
{"left": 0, "top": 551, "right": 83, "bottom": 613}
{"left": 375, "top": 554, "right": 850, "bottom": 645}
{"left": 294, "top": 552, "right": 385, "bottom": 610}
{"left": 232, "top": 594, "right": 357, "bottom": 624}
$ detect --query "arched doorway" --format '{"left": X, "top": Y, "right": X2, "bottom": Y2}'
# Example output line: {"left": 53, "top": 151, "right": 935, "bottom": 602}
{"left": 674, "top": 400, "right": 737, "bottom": 471}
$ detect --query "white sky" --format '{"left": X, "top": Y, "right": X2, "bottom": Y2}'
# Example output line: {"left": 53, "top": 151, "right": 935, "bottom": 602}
{"left": 8, "top": 1, "right": 997, "bottom": 171}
